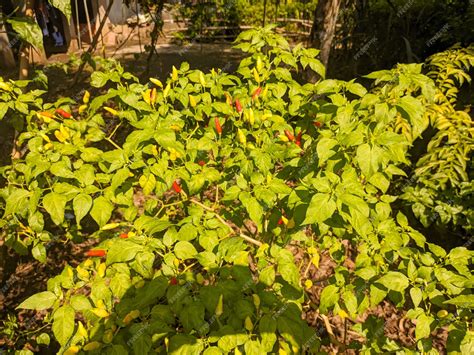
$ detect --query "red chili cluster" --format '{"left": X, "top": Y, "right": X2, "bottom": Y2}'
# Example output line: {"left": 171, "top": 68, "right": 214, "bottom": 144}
{"left": 172, "top": 180, "right": 182, "bottom": 193}
{"left": 56, "top": 108, "right": 72, "bottom": 119}
{"left": 215, "top": 117, "right": 222, "bottom": 135}
{"left": 86, "top": 249, "right": 106, "bottom": 257}
{"left": 252, "top": 87, "right": 262, "bottom": 100}
{"left": 235, "top": 99, "right": 243, "bottom": 113}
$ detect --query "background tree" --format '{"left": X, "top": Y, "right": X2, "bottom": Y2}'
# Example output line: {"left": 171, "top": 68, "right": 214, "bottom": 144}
{"left": 309, "top": 0, "right": 342, "bottom": 69}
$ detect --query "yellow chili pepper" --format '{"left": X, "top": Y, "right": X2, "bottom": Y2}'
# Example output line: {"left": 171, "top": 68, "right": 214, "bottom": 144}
{"left": 143, "top": 89, "right": 152, "bottom": 105}
{"left": 215, "top": 294, "right": 224, "bottom": 317}
{"left": 244, "top": 316, "right": 253, "bottom": 331}
{"left": 83, "top": 342, "right": 102, "bottom": 351}
{"left": 163, "top": 83, "right": 171, "bottom": 98}
{"left": 97, "top": 263, "right": 106, "bottom": 278}
{"left": 253, "top": 68, "right": 260, "bottom": 83}
{"left": 151, "top": 88, "right": 157, "bottom": 105}
{"left": 189, "top": 95, "right": 197, "bottom": 108}
{"left": 83, "top": 90, "right": 90, "bottom": 104}
{"left": 248, "top": 108, "right": 255, "bottom": 126}
{"left": 199, "top": 72, "right": 206, "bottom": 87}
{"left": 150, "top": 78, "right": 163, "bottom": 88}
{"left": 63, "top": 346, "right": 80, "bottom": 355}
{"left": 104, "top": 107, "right": 119, "bottom": 116}
{"left": 78, "top": 105, "right": 87, "bottom": 114}
{"left": 256, "top": 56, "right": 264, "bottom": 72}
{"left": 101, "top": 222, "right": 120, "bottom": 230}
{"left": 237, "top": 128, "right": 246, "bottom": 146}
{"left": 92, "top": 308, "right": 110, "bottom": 318}
{"left": 172, "top": 66, "right": 179, "bottom": 81}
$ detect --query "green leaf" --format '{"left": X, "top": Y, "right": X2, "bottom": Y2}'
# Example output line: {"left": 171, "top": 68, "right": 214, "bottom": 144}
{"left": 154, "top": 129, "right": 176, "bottom": 150}
{"left": 139, "top": 173, "right": 156, "bottom": 195}
{"left": 43, "top": 192, "right": 67, "bottom": 225}
{"left": 134, "top": 215, "right": 172, "bottom": 235}
{"left": 17, "top": 291, "right": 57, "bottom": 310}
{"left": 303, "top": 193, "right": 336, "bottom": 225}
{"left": 410, "top": 287, "right": 423, "bottom": 308}
{"left": 368, "top": 172, "right": 390, "bottom": 193}
{"left": 90, "top": 71, "right": 110, "bottom": 88}
{"left": 339, "top": 193, "right": 369, "bottom": 217}
{"left": 356, "top": 143, "right": 382, "bottom": 177}
{"left": 7, "top": 17, "right": 44, "bottom": 50}
{"left": 443, "top": 295, "right": 474, "bottom": 308}
{"left": 106, "top": 240, "right": 144, "bottom": 265}
{"left": 52, "top": 305, "right": 75, "bottom": 346}
{"left": 239, "top": 192, "right": 263, "bottom": 231}
{"left": 259, "top": 314, "right": 277, "bottom": 352}
{"left": 90, "top": 196, "right": 113, "bottom": 227}
{"left": 396, "top": 96, "right": 426, "bottom": 138}
{"left": 259, "top": 266, "right": 275, "bottom": 286}
{"left": 4, "top": 189, "right": 30, "bottom": 217}
{"left": 32, "top": 243, "right": 47, "bottom": 263}
{"left": 376, "top": 271, "right": 409, "bottom": 293}
{"left": 36, "top": 333, "right": 50, "bottom": 346}
{"left": 203, "top": 347, "right": 223, "bottom": 355}
{"left": 70, "top": 294, "right": 92, "bottom": 311}
{"left": 278, "top": 261, "right": 300, "bottom": 287}
{"left": 75, "top": 164, "right": 95, "bottom": 186}
{"left": 169, "top": 334, "right": 204, "bottom": 355}
{"left": 415, "top": 313, "right": 433, "bottom": 340}
{"left": 49, "top": 0, "right": 71, "bottom": 21}
{"left": 28, "top": 211, "right": 44, "bottom": 232}
{"left": 319, "top": 285, "right": 339, "bottom": 313}
{"left": 317, "top": 137, "right": 338, "bottom": 164}
{"left": 174, "top": 241, "right": 198, "bottom": 260}
{"left": 73, "top": 194, "right": 93, "bottom": 225}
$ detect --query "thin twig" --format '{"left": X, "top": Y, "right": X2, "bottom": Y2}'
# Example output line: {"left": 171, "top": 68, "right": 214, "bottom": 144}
{"left": 189, "top": 198, "right": 262, "bottom": 247}
{"left": 72, "top": 0, "right": 115, "bottom": 86}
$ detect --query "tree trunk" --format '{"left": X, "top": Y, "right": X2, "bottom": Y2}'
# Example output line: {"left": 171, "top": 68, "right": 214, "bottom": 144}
{"left": 310, "top": 0, "right": 342, "bottom": 69}
{"left": 18, "top": 0, "right": 36, "bottom": 80}
{"left": 0, "top": 3, "right": 16, "bottom": 70}
{"left": 146, "top": 0, "right": 166, "bottom": 74}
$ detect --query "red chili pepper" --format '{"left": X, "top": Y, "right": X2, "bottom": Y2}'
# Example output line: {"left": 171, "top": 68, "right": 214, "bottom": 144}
{"left": 284, "top": 130, "right": 295, "bottom": 142}
{"left": 235, "top": 99, "right": 243, "bottom": 113}
{"left": 215, "top": 117, "right": 222, "bottom": 135}
{"left": 119, "top": 233, "right": 129, "bottom": 239}
{"left": 252, "top": 87, "right": 262, "bottom": 100}
{"left": 295, "top": 131, "right": 302, "bottom": 146}
{"left": 169, "top": 277, "right": 178, "bottom": 285}
{"left": 86, "top": 249, "right": 106, "bottom": 257}
{"left": 314, "top": 121, "right": 322, "bottom": 128}
{"left": 198, "top": 160, "right": 206, "bottom": 166}
{"left": 172, "top": 180, "right": 181, "bottom": 193}
{"left": 55, "top": 108, "right": 72, "bottom": 119}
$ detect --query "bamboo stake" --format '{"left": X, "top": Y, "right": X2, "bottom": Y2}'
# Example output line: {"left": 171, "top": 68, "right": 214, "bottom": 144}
{"left": 83, "top": 0, "right": 93, "bottom": 43}
{"left": 72, "top": 0, "right": 114, "bottom": 86}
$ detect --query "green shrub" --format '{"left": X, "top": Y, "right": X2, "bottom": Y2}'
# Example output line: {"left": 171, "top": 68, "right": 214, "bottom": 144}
{"left": 0, "top": 26, "right": 472, "bottom": 354}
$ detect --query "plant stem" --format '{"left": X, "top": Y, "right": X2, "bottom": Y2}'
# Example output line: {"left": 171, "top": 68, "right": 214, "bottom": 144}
{"left": 189, "top": 198, "right": 262, "bottom": 247}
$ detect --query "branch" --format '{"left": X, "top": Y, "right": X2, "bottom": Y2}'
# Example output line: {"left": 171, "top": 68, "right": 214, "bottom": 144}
{"left": 189, "top": 198, "right": 263, "bottom": 247}
{"left": 72, "top": 0, "right": 115, "bottom": 86}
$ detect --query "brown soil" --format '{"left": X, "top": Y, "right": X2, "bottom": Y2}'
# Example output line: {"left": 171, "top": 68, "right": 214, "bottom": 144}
{"left": 0, "top": 239, "right": 98, "bottom": 352}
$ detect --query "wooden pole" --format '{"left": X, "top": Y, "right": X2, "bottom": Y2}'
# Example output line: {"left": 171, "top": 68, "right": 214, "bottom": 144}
{"left": 75, "top": 0, "right": 82, "bottom": 49}
{"left": 83, "top": 0, "right": 94, "bottom": 43}
{"left": 136, "top": 0, "right": 142, "bottom": 53}
{"left": 72, "top": 0, "right": 114, "bottom": 85}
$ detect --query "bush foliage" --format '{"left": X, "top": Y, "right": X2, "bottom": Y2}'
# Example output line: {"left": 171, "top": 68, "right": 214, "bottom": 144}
{"left": 0, "top": 27, "right": 473, "bottom": 354}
